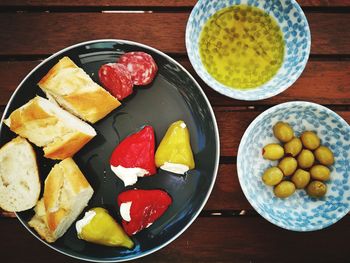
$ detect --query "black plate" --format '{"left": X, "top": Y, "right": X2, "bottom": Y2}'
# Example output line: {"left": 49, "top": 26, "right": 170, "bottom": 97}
{"left": 0, "top": 40, "right": 219, "bottom": 262}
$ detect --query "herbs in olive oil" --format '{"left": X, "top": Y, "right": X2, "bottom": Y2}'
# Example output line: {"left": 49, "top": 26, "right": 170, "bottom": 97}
{"left": 199, "top": 5, "right": 285, "bottom": 89}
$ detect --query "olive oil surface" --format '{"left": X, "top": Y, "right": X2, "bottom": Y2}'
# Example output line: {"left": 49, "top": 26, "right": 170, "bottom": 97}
{"left": 199, "top": 5, "right": 285, "bottom": 90}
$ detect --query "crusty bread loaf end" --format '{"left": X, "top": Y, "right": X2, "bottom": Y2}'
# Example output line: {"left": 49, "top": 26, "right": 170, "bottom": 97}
{"left": 28, "top": 199, "right": 56, "bottom": 243}
{"left": 0, "top": 136, "right": 40, "bottom": 212}
{"left": 29, "top": 158, "right": 93, "bottom": 242}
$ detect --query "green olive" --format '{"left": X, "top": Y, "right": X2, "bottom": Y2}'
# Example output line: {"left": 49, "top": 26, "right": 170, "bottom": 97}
{"left": 262, "top": 143, "right": 284, "bottom": 160}
{"left": 310, "top": 165, "right": 330, "bottom": 181}
{"left": 314, "top": 146, "right": 334, "bottom": 166}
{"left": 284, "top": 137, "right": 302, "bottom": 157}
{"left": 274, "top": 181, "right": 296, "bottom": 198}
{"left": 301, "top": 131, "right": 320, "bottom": 150}
{"left": 307, "top": 181, "right": 327, "bottom": 198}
{"left": 291, "top": 169, "right": 311, "bottom": 189}
{"left": 273, "top": 122, "right": 294, "bottom": 143}
{"left": 262, "top": 167, "right": 284, "bottom": 186}
{"left": 278, "top": 157, "right": 298, "bottom": 176}
{"left": 297, "top": 149, "right": 315, "bottom": 169}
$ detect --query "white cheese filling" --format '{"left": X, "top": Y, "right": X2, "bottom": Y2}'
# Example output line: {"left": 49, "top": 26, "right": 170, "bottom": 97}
{"left": 120, "top": 201, "right": 132, "bottom": 222}
{"left": 75, "top": 210, "right": 96, "bottom": 236}
{"left": 160, "top": 162, "right": 189, "bottom": 175}
{"left": 111, "top": 165, "right": 149, "bottom": 186}
{"left": 180, "top": 122, "right": 187, "bottom": 128}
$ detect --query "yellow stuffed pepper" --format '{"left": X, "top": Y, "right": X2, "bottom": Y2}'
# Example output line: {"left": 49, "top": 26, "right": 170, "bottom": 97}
{"left": 76, "top": 207, "right": 134, "bottom": 249}
{"left": 155, "top": 120, "right": 195, "bottom": 174}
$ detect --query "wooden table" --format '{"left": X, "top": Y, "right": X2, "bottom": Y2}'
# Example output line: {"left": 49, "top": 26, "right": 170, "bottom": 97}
{"left": 1, "top": 1, "right": 350, "bottom": 262}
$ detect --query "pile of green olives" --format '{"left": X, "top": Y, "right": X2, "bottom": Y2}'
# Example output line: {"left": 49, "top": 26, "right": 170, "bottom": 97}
{"left": 262, "top": 121, "right": 334, "bottom": 199}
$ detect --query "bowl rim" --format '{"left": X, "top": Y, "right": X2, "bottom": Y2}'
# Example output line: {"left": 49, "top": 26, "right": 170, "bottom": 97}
{"left": 237, "top": 101, "right": 350, "bottom": 231}
{"left": 185, "top": 0, "right": 312, "bottom": 101}
{"left": 0, "top": 39, "right": 221, "bottom": 262}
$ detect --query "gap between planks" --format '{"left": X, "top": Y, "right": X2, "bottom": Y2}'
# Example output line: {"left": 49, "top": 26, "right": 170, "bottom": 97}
{"left": 0, "top": 209, "right": 258, "bottom": 218}
{"left": 1, "top": 53, "right": 350, "bottom": 62}
{"left": 1, "top": 5, "right": 350, "bottom": 13}
{"left": 1, "top": 210, "right": 349, "bottom": 218}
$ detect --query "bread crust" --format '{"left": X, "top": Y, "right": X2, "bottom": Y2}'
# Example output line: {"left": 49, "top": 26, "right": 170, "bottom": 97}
{"left": 43, "top": 131, "right": 93, "bottom": 160}
{"left": 5, "top": 99, "right": 54, "bottom": 132}
{"left": 38, "top": 56, "right": 76, "bottom": 86}
{"left": 4, "top": 96, "right": 96, "bottom": 160}
{"left": 38, "top": 56, "right": 121, "bottom": 123}
{"left": 29, "top": 158, "right": 93, "bottom": 242}
{"left": 63, "top": 88, "right": 121, "bottom": 124}
{"left": 28, "top": 199, "right": 56, "bottom": 243}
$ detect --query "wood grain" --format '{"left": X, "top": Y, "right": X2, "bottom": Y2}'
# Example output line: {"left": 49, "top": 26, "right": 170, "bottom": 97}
{"left": 0, "top": 209, "right": 15, "bottom": 218}
{"left": 0, "top": 59, "right": 348, "bottom": 212}
{"left": 215, "top": 109, "right": 350, "bottom": 156}
{"left": 0, "top": 163, "right": 249, "bottom": 214}
{"left": 0, "top": 1, "right": 349, "bottom": 262}
{"left": 0, "top": 60, "right": 349, "bottom": 108}
{"left": 0, "top": 109, "right": 348, "bottom": 211}
{"left": 0, "top": 13, "right": 350, "bottom": 55}
{"left": 181, "top": 59, "right": 350, "bottom": 106}
{"left": 0, "top": 0, "right": 197, "bottom": 7}
{"left": 205, "top": 164, "right": 252, "bottom": 210}
{"left": 1, "top": 106, "right": 349, "bottom": 157}
{"left": 1, "top": 216, "right": 349, "bottom": 262}
{"left": 0, "top": 0, "right": 348, "bottom": 7}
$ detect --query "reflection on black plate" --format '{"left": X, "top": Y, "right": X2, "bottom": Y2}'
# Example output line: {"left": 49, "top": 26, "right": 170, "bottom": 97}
{"left": 0, "top": 40, "right": 219, "bottom": 262}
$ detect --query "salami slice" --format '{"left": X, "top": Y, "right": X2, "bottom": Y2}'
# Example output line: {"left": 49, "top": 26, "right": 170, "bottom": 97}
{"left": 98, "top": 63, "right": 133, "bottom": 100}
{"left": 118, "top": 52, "right": 158, "bottom": 86}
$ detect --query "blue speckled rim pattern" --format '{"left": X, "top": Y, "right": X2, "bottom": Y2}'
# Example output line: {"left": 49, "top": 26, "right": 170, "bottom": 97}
{"left": 237, "top": 101, "right": 350, "bottom": 231}
{"left": 186, "top": 0, "right": 311, "bottom": 101}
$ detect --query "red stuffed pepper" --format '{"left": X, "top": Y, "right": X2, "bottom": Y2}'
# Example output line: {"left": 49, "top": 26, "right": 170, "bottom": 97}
{"left": 118, "top": 189, "right": 172, "bottom": 236}
{"left": 110, "top": 126, "right": 156, "bottom": 186}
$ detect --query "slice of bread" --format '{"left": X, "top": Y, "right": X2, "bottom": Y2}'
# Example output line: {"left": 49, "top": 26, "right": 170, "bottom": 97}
{"left": 29, "top": 158, "right": 94, "bottom": 243}
{"left": 38, "top": 56, "right": 121, "bottom": 124}
{"left": 0, "top": 136, "right": 40, "bottom": 212}
{"left": 27, "top": 199, "right": 56, "bottom": 242}
{"left": 4, "top": 96, "right": 96, "bottom": 160}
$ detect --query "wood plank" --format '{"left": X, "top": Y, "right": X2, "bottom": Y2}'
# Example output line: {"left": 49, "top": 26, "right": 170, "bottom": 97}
{"left": 0, "top": 209, "right": 15, "bottom": 218}
{"left": 0, "top": 13, "right": 349, "bottom": 55}
{"left": 299, "top": 0, "right": 350, "bottom": 6}
{"left": 1, "top": 104, "right": 349, "bottom": 157}
{"left": 215, "top": 109, "right": 350, "bottom": 156}
{"left": 1, "top": 216, "right": 349, "bottom": 262}
{"left": 181, "top": 59, "right": 350, "bottom": 106}
{"left": 0, "top": 162, "right": 348, "bottom": 212}
{"left": 0, "top": 13, "right": 188, "bottom": 55}
{"left": 1, "top": 109, "right": 348, "bottom": 211}
{"left": 205, "top": 164, "right": 252, "bottom": 210}
{"left": 0, "top": 163, "right": 249, "bottom": 214}
{"left": 139, "top": 216, "right": 350, "bottom": 262}
{"left": 0, "top": 0, "right": 197, "bottom": 7}
{"left": 0, "top": 61, "right": 37, "bottom": 106}
{"left": 0, "top": 60, "right": 349, "bottom": 108}
{"left": 0, "top": 0, "right": 348, "bottom": 7}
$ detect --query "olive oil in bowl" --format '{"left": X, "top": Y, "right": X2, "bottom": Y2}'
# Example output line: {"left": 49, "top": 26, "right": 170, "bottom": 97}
{"left": 199, "top": 5, "right": 285, "bottom": 90}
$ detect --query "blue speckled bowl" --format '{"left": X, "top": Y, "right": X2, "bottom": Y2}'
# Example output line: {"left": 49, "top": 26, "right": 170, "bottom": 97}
{"left": 186, "top": 0, "right": 311, "bottom": 101}
{"left": 237, "top": 101, "right": 350, "bottom": 231}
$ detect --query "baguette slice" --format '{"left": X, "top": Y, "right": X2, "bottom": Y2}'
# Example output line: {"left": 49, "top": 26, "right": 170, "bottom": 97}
{"left": 0, "top": 136, "right": 40, "bottom": 212}
{"left": 38, "top": 56, "right": 121, "bottom": 123}
{"left": 29, "top": 158, "right": 94, "bottom": 243}
{"left": 4, "top": 96, "right": 96, "bottom": 160}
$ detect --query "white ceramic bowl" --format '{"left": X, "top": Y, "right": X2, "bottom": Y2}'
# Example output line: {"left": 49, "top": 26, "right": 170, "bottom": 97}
{"left": 237, "top": 101, "right": 350, "bottom": 231}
